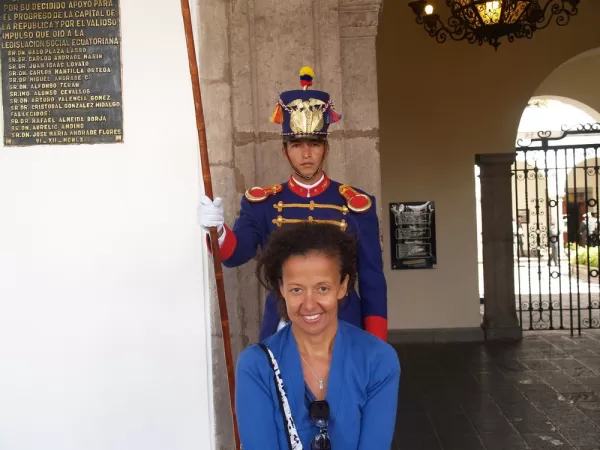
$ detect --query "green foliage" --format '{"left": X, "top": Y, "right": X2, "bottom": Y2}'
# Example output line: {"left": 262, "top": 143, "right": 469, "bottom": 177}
{"left": 569, "top": 245, "right": 599, "bottom": 268}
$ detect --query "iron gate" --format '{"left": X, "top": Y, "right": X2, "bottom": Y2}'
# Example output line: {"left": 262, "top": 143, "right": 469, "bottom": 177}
{"left": 513, "top": 124, "right": 600, "bottom": 334}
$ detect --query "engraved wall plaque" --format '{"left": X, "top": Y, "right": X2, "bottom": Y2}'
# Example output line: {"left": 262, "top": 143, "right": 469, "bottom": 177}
{"left": 0, "top": 0, "right": 123, "bottom": 146}
{"left": 389, "top": 201, "right": 437, "bottom": 270}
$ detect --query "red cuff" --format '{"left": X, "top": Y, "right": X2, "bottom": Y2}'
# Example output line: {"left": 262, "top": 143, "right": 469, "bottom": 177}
{"left": 205, "top": 225, "right": 237, "bottom": 261}
{"left": 364, "top": 316, "right": 388, "bottom": 342}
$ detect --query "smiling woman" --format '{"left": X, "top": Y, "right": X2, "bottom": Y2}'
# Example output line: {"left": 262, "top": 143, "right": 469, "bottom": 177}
{"left": 234, "top": 223, "right": 401, "bottom": 450}
{"left": 257, "top": 223, "right": 356, "bottom": 330}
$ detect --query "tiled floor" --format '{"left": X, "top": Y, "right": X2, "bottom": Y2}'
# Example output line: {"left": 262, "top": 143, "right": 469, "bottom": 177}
{"left": 393, "top": 331, "right": 600, "bottom": 449}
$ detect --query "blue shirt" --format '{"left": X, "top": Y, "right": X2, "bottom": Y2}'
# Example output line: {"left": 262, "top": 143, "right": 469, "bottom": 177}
{"left": 235, "top": 321, "right": 401, "bottom": 449}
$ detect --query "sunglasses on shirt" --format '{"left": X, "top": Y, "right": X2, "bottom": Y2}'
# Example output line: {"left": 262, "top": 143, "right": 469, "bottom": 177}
{"left": 309, "top": 400, "right": 331, "bottom": 450}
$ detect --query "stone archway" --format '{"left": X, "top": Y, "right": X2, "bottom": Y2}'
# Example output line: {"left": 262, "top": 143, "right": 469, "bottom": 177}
{"left": 196, "top": 1, "right": 385, "bottom": 447}
{"left": 478, "top": 44, "right": 600, "bottom": 340}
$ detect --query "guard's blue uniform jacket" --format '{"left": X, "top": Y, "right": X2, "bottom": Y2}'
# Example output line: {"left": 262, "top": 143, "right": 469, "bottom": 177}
{"left": 215, "top": 172, "right": 388, "bottom": 341}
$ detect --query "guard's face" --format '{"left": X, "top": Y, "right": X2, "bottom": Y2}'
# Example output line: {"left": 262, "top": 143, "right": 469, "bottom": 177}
{"left": 280, "top": 251, "right": 348, "bottom": 337}
{"left": 284, "top": 139, "right": 327, "bottom": 179}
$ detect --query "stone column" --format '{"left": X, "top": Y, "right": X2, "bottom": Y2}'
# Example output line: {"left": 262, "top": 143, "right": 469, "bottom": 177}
{"left": 198, "top": 1, "right": 259, "bottom": 449}
{"left": 200, "top": 0, "right": 385, "bottom": 448}
{"left": 337, "top": 1, "right": 383, "bottom": 206}
{"left": 477, "top": 153, "right": 522, "bottom": 341}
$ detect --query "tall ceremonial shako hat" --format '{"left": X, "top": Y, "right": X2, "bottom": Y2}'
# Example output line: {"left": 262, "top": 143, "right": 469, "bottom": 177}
{"left": 269, "top": 66, "right": 342, "bottom": 142}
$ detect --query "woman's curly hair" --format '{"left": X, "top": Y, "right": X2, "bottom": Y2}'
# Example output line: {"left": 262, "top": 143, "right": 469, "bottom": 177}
{"left": 256, "top": 223, "right": 357, "bottom": 321}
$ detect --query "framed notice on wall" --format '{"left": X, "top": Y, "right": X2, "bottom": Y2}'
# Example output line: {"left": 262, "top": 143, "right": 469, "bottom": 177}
{"left": 389, "top": 201, "right": 437, "bottom": 270}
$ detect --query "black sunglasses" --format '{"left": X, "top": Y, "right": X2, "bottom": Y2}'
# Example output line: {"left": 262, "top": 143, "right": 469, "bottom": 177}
{"left": 309, "top": 400, "right": 331, "bottom": 450}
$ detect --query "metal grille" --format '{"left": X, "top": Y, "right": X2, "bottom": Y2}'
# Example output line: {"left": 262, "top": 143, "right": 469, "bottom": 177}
{"left": 513, "top": 124, "right": 600, "bottom": 334}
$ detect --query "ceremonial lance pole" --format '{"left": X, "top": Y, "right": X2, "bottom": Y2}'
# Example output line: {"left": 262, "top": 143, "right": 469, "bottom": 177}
{"left": 179, "top": 1, "right": 241, "bottom": 448}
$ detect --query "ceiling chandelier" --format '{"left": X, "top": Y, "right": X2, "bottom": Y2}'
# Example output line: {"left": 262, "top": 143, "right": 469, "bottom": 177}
{"left": 408, "top": 0, "right": 581, "bottom": 50}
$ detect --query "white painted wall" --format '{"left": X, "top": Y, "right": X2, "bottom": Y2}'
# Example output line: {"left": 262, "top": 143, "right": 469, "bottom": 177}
{"left": 0, "top": 1, "right": 215, "bottom": 450}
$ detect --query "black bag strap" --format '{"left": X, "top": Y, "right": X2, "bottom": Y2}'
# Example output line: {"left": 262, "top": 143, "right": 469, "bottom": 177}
{"left": 258, "top": 343, "right": 304, "bottom": 450}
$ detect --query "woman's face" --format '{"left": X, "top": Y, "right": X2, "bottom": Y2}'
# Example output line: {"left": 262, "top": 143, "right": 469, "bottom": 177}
{"left": 280, "top": 251, "right": 348, "bottom": 337}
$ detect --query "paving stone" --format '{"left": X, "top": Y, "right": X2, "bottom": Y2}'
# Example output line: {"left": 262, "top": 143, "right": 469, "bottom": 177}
{"left": 393, "top": 331, "right": 600, "bottom": 450}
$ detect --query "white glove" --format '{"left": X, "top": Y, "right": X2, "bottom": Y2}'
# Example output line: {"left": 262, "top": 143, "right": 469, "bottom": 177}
{"left": 197, "top": 195, "right": 225, "bottom": 233}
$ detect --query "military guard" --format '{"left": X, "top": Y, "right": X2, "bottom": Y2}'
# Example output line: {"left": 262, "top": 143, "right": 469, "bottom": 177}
{"left": 197, "top": 67, "right": 388, "bottom": 341}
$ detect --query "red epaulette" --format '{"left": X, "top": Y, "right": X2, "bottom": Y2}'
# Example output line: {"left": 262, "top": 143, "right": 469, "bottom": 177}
{"left": 339, "top": 184, "right": 372, "bottom": 213}
{"left": 244, "top": 184, "right": 283, "bottom": 203}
